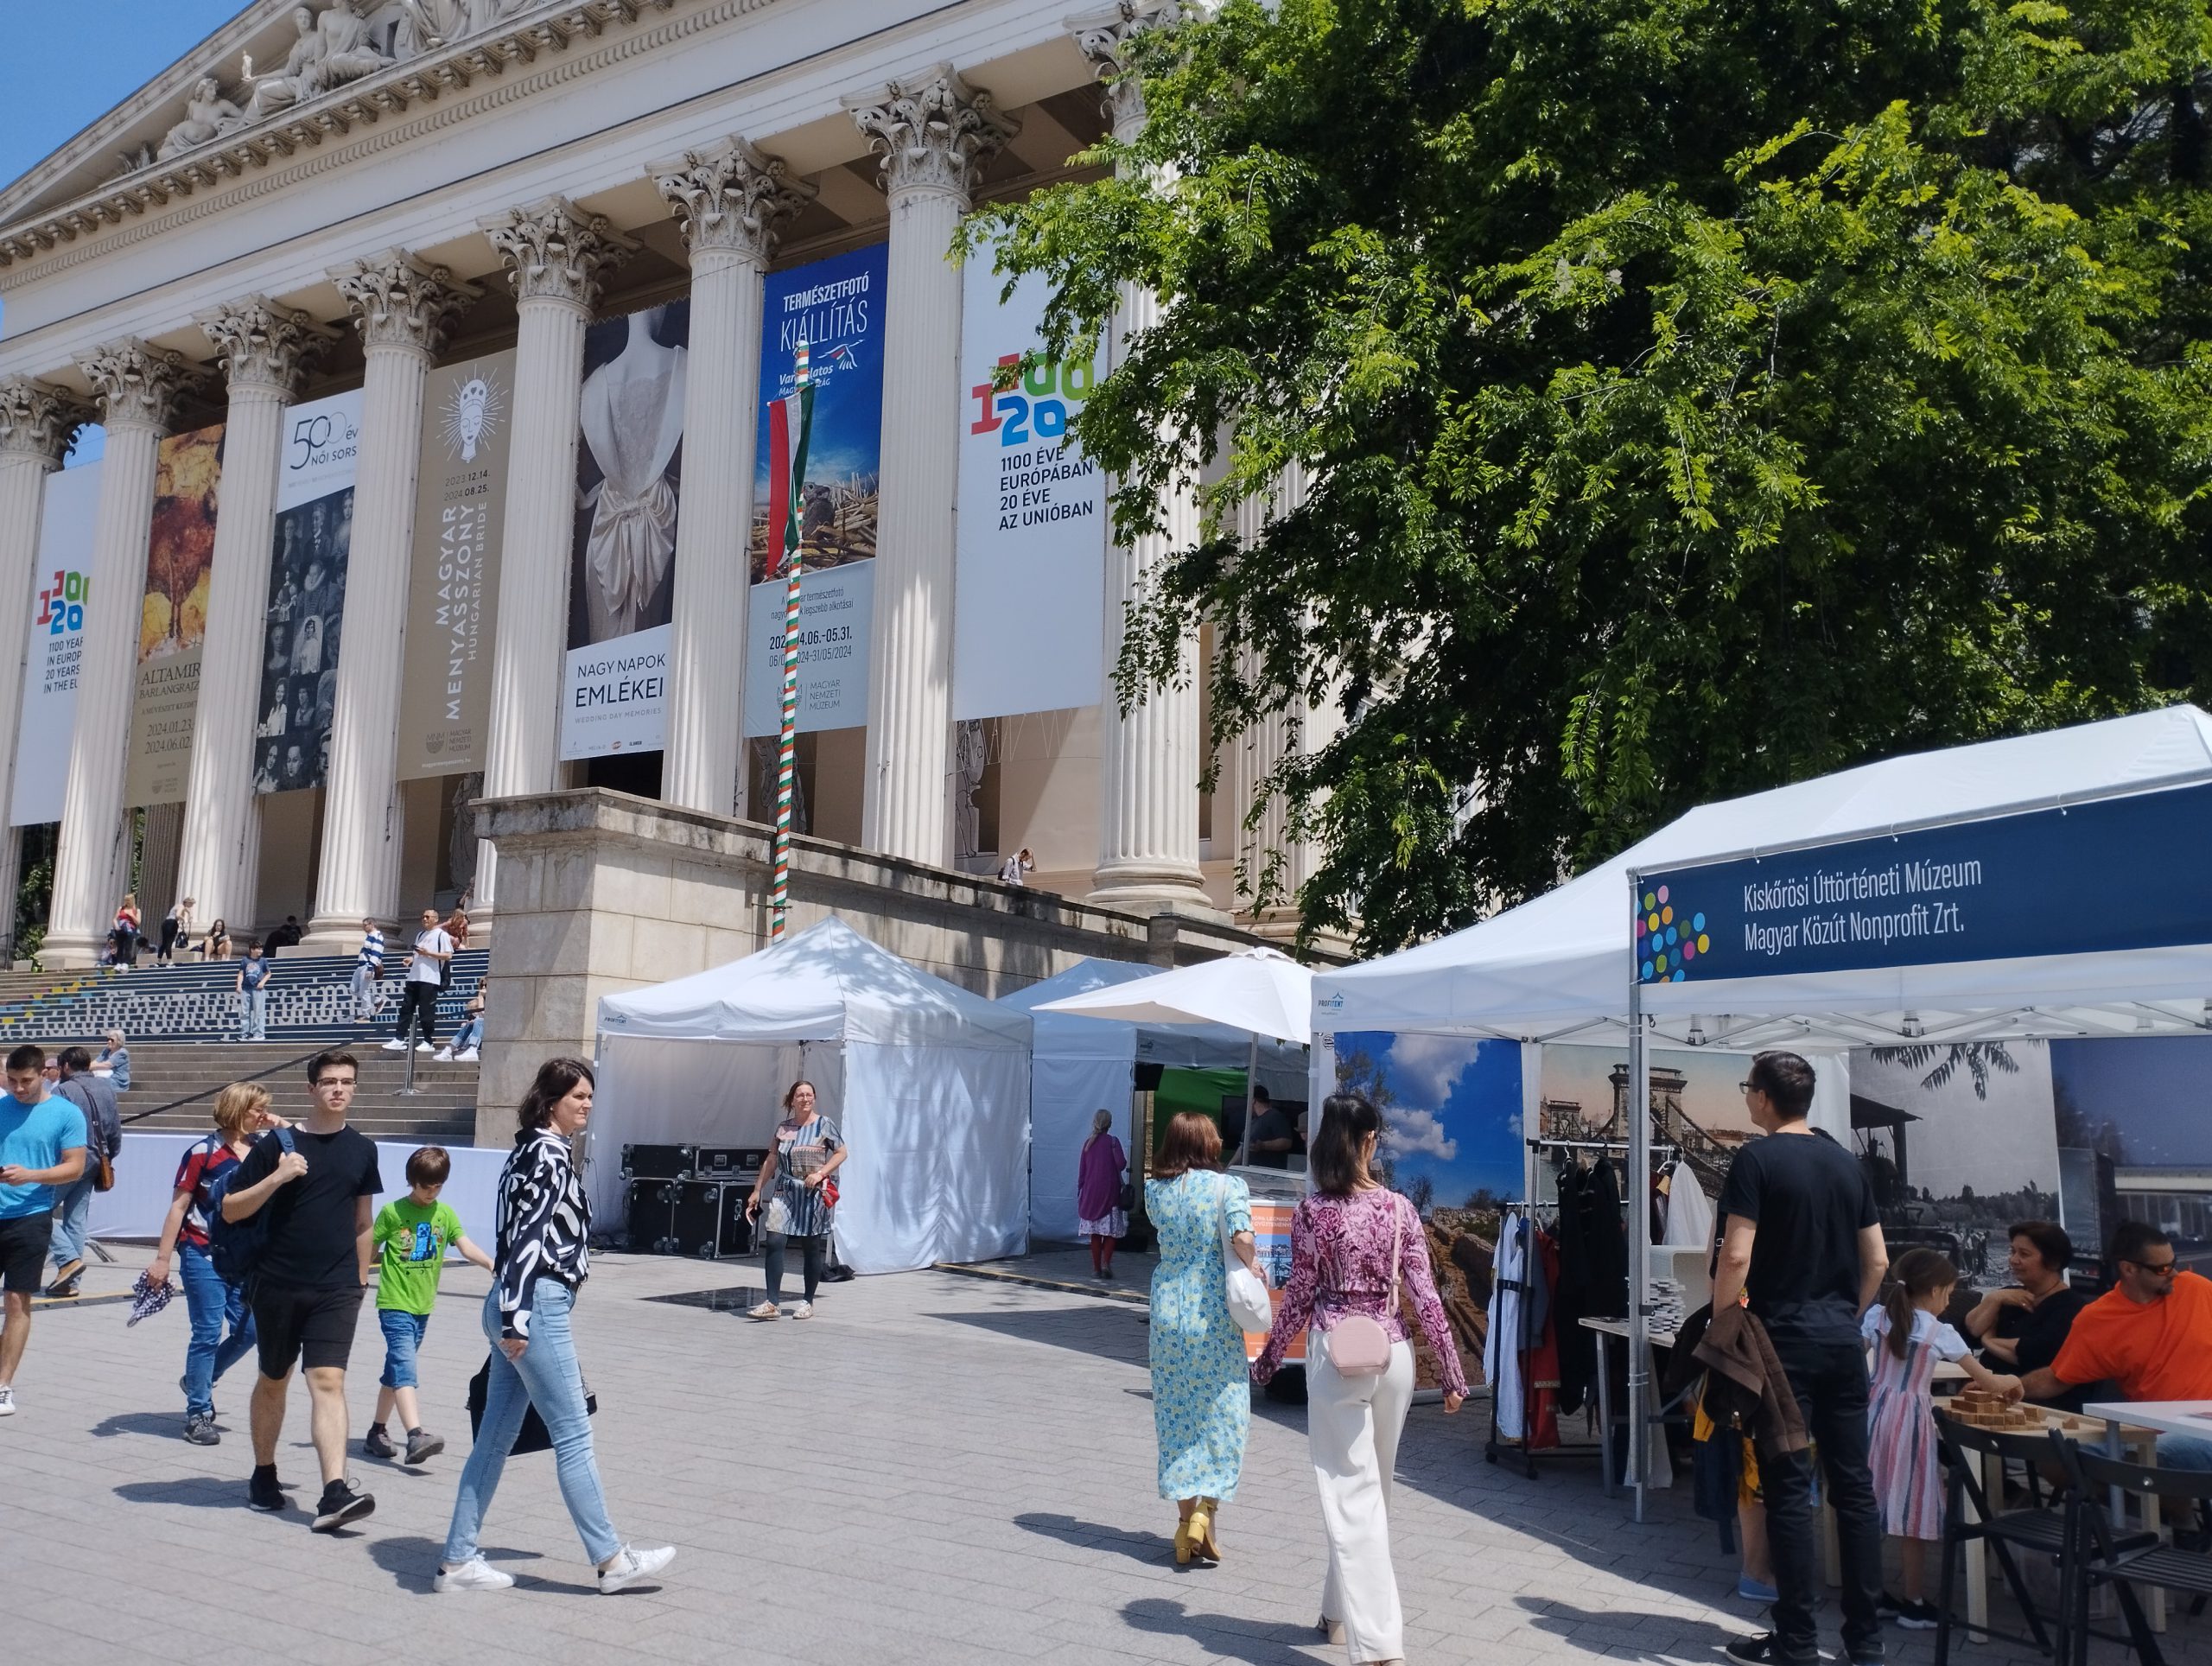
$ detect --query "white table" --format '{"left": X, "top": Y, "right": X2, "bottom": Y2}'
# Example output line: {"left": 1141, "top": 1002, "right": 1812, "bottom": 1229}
{"left": 1580, "top": 1317, "right": 1680, "bottom": 1496}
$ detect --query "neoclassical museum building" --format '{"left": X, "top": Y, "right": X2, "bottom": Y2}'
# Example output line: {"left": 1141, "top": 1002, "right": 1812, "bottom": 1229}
{"left": 0, "top": 0, "right": 1335, "bottom": 1086}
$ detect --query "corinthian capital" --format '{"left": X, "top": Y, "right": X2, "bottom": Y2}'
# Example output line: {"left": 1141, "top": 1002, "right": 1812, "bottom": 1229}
{"left": 842, "top": 65, "right": 1019, "bottom": 204}
{"left": 1069, "top": 2, "right": 1190, "bottom": 140}
{"left": 479, "top": 197, "right": 639, "bottom": 310}
{"left": 0, "top": 377, "right": 92, "bottom": 467}
{"left": 195, "top": 296, "right": 340, "bottom": 397}
{"left": 332, "top": 251, "right": 482, "bottom": 355}
{"left": 650, "top": 138, "right": 817, "bottom": 263}
{"left": 75, "top": 338, "right": 202, "bottom": 432}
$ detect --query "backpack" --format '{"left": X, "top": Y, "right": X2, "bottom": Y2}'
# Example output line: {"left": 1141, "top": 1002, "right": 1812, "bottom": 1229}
{"left": 205, "top": 1126, "right": 296, "bottom": 1286}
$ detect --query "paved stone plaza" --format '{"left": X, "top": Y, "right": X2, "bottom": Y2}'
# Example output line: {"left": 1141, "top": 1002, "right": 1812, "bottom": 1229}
{"left": 4, "top": 1248, "right": 2198, "bottom": 1666}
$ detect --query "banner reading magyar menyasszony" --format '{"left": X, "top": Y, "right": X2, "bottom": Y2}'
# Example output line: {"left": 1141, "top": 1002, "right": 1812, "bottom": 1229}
{"left": 251, "top": 390, "right": 360, "bottom": 796}
{"left": 124, "top": 423, "right": 224, "bottom": 807}
{"left": 952, "top": 245, "right": 1106, "bottom": 721}
{"left": 9, "top": 459, "right": 101, "bottom": 827}
{"left": 397, "top": 350, "right": 514, "bottom": 780}
{"left": 560, "top": 301, "right": 689, "bottom": 760}
{"left": 741, "top": 243, "right": 886, "bottom": 739}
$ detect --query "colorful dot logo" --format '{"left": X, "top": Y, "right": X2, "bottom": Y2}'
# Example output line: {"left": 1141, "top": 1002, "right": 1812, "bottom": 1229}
{"left": 1634, "top": 885, "right": 1713, "bottom": 982}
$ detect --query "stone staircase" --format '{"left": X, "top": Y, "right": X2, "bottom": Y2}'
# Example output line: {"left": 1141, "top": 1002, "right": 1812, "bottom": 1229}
{"left": 118, "top": 1043, "right": 479, "bottom": 1143}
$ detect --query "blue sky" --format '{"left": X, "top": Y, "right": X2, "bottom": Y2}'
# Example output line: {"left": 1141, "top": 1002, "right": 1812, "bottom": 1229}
{"left": 1336, "top": 1030, "right": 1526, "bottom": 1206}
{"left": 1, "top": 3, "right": 241, "bottom": 463}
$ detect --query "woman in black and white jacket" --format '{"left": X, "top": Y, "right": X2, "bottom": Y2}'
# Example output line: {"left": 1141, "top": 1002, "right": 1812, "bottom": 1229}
{"left": 435, "top": 1057, "right": 675, "bottom": 1596}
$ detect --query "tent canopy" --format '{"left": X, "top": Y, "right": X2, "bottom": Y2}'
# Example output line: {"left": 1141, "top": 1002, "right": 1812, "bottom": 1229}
{"left": 1314, "top": 705, "right": 2212, "bottom": 1051}
{"left": 592, "top": 917, "right": 1031, "bottom": 1274}
{"left": 1037, "top": 945, "right": 1312, "bottom": 1042}
{"left": 600, "top": 915, "right": 1030, "bottom": 1052}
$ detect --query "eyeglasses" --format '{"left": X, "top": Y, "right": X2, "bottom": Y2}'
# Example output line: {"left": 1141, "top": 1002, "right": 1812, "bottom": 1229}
{"left": 2122, "top": 1258, "right": 2179, "bottom": 1278}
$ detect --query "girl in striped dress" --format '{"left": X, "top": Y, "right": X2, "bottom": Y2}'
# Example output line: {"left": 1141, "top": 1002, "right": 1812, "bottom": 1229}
{"left": 1862, "top": 1248, "right": 2022, "bottom": 1628}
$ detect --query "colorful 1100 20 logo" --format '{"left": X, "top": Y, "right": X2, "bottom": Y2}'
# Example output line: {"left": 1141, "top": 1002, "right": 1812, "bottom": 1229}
{"left": 970, "top": 351, "right": 1095, "bottom": 445}
{"left": 36, "top": 568, "right": 86, "bottom": 635}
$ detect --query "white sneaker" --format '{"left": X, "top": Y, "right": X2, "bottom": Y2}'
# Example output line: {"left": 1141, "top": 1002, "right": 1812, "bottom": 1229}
{"left": 414, "top": 1042, "right": 433, "bottom": 1053}
{"left": 597, "top": 1544, "right": 675, "bottom": 1593}
{"left": 434, "top": 1556, "right": 515, "bottom": 1593}
{"left": 455, "top": 1048, "right": 480, "bottom": 1062}
{"left": 433, "top": 1048, "right": 454, "bottom": 1062}
{"left": 0, "top": 1385, "right": 15, "bottom": 1415}
{"left": 380, "top": 1040, "right": 405, "bottom": 1052}
{"left": 790, "top": 1301, "right": 814, "bottom": 1319}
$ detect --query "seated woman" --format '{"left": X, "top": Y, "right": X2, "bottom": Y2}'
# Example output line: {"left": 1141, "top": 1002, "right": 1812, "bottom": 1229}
{"left": 1961, "top": 1219, "right": 2088, "bottom": 1409}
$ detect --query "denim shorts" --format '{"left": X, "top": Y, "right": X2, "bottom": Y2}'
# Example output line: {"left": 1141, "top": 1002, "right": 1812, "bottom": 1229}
{"left": 378, "top": 1307, "right": 431, "bottom": 1389}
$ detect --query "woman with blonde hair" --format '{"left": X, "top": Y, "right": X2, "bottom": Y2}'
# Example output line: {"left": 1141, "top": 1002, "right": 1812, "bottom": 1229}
{"left": 1147, "top": 1110, "right": 1263, "bottom": 1564}
{"left": 148, "top": 1082, "right": 282, "bottom": 1444}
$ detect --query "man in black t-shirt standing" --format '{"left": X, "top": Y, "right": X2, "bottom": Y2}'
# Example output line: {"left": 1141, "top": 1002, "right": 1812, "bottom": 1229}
{"left": 222, "top": 1051, "right": 382, "bottom": 1532}
{"left": 1713, "top": 1052, "right": 1890, "bottom": 1666}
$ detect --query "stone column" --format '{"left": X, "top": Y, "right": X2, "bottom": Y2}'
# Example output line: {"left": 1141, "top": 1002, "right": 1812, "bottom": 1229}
{"left": 1072, "top": 12, "right": 1220, "bottom": 917}
{"left": 843, "top": 67, "right": 1016, "bottom": 867}
{"left": 173, "top": 298, "right": 338, "bottom": 935}
{"left": 651, "top": 140, "right": 812, "bottom": 818}
{"left": 302, "top": 253, "right": 480, "bottom": 951}
{"left": 46, "top": 340, "right": 197, "bottom": 967}
{"left": 472, "top": 198, "right": 636, "bottom": 910}
{"left": 0, "top": 378, "right": 88, "bottom": 957}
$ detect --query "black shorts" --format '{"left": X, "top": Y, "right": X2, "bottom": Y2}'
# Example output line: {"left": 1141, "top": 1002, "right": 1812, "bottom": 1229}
{"left": 0, "top": 1212, "right": 51, "bottom": 1294}
{"left": 251, "top": 1280, "right": 366, "bottom": 1377}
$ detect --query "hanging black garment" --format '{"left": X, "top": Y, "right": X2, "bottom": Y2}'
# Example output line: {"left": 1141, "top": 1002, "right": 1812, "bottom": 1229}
{"left": 1550, "top": 1160, "right": 1597, "bottom": 1415}
{"left": 1584, "top": 1155, "right": 1630, "bottom": 1319}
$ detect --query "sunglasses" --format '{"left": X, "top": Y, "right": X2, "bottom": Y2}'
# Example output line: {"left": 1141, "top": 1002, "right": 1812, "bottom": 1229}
{"left": 2121, "top": 1258, "right": 2179, "bottom": 1278}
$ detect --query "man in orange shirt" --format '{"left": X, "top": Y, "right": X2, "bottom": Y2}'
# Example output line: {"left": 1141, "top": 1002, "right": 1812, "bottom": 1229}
{"left": 2021, "top": 1222, "right": 2212, "bottom": 1467}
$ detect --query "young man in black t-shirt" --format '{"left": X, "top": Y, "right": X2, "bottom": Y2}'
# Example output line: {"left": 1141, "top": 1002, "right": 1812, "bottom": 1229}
{"left": 1714, "top": 1052, "right": 1890, "bottom": 1666}
{"left": 222, "top": 1051, "right": 382, "bottom": 1531}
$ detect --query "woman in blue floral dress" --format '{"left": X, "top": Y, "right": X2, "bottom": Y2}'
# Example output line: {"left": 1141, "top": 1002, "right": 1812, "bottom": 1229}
{"left": 1146, "top": 1110, "right": 1262, "bottom": 1564}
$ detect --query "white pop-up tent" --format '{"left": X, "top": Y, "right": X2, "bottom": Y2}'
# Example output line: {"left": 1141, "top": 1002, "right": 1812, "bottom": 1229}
{"left": 1313, "top": 703, "right": 2212, "bottom": 1514}
{"left": 999, "top": 959, "right": 1307, "bottom": 1241}
{"left": 593, "top": 917, "right": 1032, "bottom": 1274}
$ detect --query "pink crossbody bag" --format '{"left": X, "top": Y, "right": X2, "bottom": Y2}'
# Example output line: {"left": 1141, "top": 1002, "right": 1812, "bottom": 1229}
{"left": 1322, "top": 1195, "right": 1402, "bottom": 1377}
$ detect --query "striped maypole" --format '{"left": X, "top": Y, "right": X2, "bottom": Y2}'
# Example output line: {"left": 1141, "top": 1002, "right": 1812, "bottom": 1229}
{"left": 771, "top": 336, "right": 811, "bottom": 938}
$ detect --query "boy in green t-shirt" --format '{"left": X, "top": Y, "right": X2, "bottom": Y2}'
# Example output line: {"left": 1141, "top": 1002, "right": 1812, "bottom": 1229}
{"left": 365, "top": 1146, "right": 492, "bottom": 1466}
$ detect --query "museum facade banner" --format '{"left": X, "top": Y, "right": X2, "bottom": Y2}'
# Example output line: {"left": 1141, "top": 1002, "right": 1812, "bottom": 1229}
{"left": 397, "top": 350, "right": 515, "bottom": 780}
{"left": 952, "top": 251, "right": 1106, "bottom": 722}
{"left": 124, "top": 422, "right": 224, "bottom": 807}
{"left": 561, "top": 301, "right": 689, "bottom": 760}
{"left": 10, "top": 460, "right": 101, "bottom": 827}
{"left": 252, "top": 389, "right": 361, "bottom": 795}
{"left": 742, "top": 244, "right": 886, "bottom": 739}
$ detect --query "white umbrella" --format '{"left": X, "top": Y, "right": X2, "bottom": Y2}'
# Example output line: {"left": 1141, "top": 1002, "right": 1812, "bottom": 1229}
{"left": 1036, "top": 947, "right": 1312, "bottom": 1163}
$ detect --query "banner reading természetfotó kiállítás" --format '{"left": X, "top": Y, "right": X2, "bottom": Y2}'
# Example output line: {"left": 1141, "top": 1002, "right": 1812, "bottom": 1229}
{"left": 952, "top": 245, "right": 1105, "bottom": 722}
{"left": 397, "top": 350, "right": 516, "bottom": 780}
{"left": 251, "top": 389, "right": 361, "bottom": 796}
{"left": 10, "top": 459, "right": 101, "bottom": 827}
{"left": 124, "top": 423, "right": 224, "bottom": 807}
{"left": 741, "top": 244, "right": 886, "bottom": 739}
{"left": 561, "top": 302, "right": 689, "bottom": 760}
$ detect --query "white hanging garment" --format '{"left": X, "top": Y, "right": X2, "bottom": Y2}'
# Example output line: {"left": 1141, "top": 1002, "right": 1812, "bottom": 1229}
{"left": 1483, "top": 1212, "right": 1527, "bottom": 1441}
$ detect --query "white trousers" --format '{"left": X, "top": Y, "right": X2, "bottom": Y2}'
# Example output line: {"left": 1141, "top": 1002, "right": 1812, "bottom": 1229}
{"left": 1309, "top": 1332, "right": 1414, "bottom": 1664}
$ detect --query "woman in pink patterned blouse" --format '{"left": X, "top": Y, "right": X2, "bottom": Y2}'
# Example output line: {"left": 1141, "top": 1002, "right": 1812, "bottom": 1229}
{"left": 1251, "top": 1091, "right": 1465, "bottom": 1666}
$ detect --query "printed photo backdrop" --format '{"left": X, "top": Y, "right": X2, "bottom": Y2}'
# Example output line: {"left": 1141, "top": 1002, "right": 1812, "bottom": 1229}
{"left": 743, "top": 243, "right": 887, "bottom": 738}
{"left": 1332, "top": 1030, "right": 1524, "bottom": 1390}
{"left": 10, "top": 460, "right": 101, "bottom": 826}
{"left": 253, "top": 390, "right": 360, "bottom": 796}
{"left": 562, "top": 302, "right": 688, "bottom": 760}
{"left": 2050, "top": 1035, "right": 2212, "bottom": 1277}
{"left": 125, "top": 423, "right": 224, "bottom": 806}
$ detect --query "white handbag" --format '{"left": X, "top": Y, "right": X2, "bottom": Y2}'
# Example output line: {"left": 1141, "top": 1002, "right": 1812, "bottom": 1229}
{"left": 1220, "top": 1183, "right": 1274, "bottom": 1333}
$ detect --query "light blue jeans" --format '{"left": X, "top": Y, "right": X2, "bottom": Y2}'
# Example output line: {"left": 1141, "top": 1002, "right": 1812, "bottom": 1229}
{"left": 178, "top": 1243, "right": 255, "bottom": 1415}
{"left": 239, "top": 987, "right": 267, "bottom": 1040}
{"left": 452, "top": 1017, "right": 484, "bottom": 1052}
{"left": 442, "top": 1281, "right": 619, "bottom": 1566}
{"left": 49, "top": 1173, "right": 95, "bottom": 1268}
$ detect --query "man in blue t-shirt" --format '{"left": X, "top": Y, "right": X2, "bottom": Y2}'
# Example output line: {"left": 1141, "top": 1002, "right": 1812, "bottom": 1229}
{"left": 0, "top": 1042, "right": 89, "bottom": 1415}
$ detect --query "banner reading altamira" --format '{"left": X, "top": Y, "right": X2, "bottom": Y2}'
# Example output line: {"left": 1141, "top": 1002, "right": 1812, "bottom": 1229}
{"left": 252, "top": 390, "right": 360, "bottom": 795}
{"left": 561, "top": 302, "right": 689, "bottom": 761}
{"left": 953, "top": 245, "right": 1106, "bottom": 721}
{"left": 742, "top": 243, "right": 886, "bottom": 740}
{"left": 10, "top": 460, "right": 100, "bottom": 828}
{"left": 124, "top": 423, "right": 223, "bottom": 807}
{"left": 397, "top": 350, "right": 515, "bottom": 779}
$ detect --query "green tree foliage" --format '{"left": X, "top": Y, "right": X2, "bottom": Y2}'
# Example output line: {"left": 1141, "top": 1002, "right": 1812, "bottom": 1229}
{"left": 972, "top": 0, "right": 2212, "bottom": 952}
